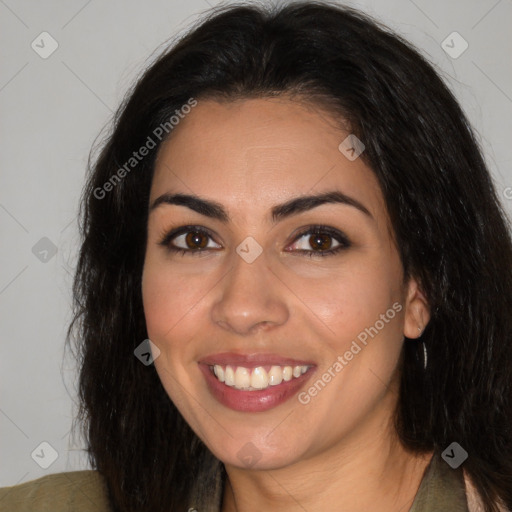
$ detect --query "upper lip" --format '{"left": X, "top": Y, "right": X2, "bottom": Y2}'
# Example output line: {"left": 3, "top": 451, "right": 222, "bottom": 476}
{"left": 199, "top": 352, "right": 315, "bottom": 368}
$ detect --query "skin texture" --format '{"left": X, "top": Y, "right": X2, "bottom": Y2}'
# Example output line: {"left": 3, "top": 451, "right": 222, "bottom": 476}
{"left": 142, "top": 97, "right": 432, "bottom": 511}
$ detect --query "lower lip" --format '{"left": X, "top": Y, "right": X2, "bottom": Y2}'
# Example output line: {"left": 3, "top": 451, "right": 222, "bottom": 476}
{"left": 199, "top": 364, "right": 315, "bottom": 412}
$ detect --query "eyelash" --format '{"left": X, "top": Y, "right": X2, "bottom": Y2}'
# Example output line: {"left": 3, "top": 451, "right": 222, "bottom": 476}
{"left": 157, "top": 224, "right": 351, "bottom": 258}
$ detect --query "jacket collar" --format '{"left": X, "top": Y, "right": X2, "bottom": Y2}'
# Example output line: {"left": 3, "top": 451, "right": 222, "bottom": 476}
{"left": 410, "top": 450, "right": 469, "bottom": 511}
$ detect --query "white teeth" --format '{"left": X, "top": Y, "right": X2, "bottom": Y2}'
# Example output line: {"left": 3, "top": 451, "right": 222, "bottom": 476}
{"left": 225, "top": 366, "right": 235, "bottom": 386}
{"left": 268, "top": 365, "right": 283, "bottom": 386}
{"left": 235, "top": 367, "right": 251, "bottom": 389}
{"left": 250, "top": 367, "right": 268, "bottom": 389}
{"left": 213, "top": 365, "right": 224, "bottom": 382}
{"left": 211, "top": 364, "right": 309, "bottom": 391}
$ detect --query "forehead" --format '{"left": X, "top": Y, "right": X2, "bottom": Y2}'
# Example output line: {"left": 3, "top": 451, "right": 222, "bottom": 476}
{"left": 151, "top": 97, "right": 385, "bottom": 224}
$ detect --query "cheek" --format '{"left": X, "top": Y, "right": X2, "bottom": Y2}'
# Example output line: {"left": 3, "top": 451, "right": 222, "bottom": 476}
{"left": 291, "top": 257, "right": 402, "bottom": 347}
{"left": 141, "top": 260, "right": 205, "bottom": 410}
{"left": 142, "top": 258, "right": 206, "bottom": 346}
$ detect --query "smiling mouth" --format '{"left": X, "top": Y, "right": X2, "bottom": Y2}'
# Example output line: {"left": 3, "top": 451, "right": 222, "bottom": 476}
{"left": 199, "top": 353, "right": 316, "bottom": 412}
{"left": 209, "top": 364, "right": 311, "bottom": 391}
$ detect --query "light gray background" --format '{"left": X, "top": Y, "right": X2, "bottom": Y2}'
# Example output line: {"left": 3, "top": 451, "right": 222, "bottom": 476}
{"left": 1, "top": 0, "right": 511, "bottom": 487}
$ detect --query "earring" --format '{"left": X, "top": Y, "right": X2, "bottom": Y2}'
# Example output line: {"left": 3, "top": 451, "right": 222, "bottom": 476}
{"left": 418, "top": 326, "right": 427, "bottom": 369}
{"left": 418, "top": 327, "right": 428, "bottom": 370}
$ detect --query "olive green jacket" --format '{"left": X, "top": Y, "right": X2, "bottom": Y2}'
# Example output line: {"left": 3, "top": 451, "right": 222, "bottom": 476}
{"left": 0, "top": 452, "right": 498, "bottom": 511}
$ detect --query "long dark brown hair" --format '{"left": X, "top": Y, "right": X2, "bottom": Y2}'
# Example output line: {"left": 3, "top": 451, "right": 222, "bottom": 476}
{"left": 68, "top": 2, "right": 512, "bottom": 510}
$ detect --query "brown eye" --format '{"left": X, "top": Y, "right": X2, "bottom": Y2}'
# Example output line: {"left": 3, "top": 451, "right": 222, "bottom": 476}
{"left": 286, "top": 225, "right": 351, "bottom": 257}
{"left": 185, "top": 231, "right": 208, "bottom": 249}
{"left": 308, "top": 233, "right": 333, "bottom": 251}
{"left": 159, "top": 226, "right": 222, "bottom": 254}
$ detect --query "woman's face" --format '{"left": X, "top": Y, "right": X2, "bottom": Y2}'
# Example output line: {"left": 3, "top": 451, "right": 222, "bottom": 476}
{"left": 142, "top": 97, "right": 428, "bottom": 470}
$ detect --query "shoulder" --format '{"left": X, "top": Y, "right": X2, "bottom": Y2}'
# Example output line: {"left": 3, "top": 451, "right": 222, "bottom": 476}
{"left": 0, "top": 470, "right": 111, "bottom": 512}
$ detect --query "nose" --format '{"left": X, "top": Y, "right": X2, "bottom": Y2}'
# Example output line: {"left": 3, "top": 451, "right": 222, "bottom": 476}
{"left": 210, "top": 250, "right": 289, "bottom": 336}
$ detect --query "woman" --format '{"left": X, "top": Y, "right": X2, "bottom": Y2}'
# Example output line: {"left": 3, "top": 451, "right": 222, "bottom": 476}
{"left": 1, "top": 2, "right": 511, "bottom": 511}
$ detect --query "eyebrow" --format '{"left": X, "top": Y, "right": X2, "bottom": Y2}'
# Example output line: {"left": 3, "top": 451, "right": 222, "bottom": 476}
{"left": 149, "top": 190, "right": 372, "bottom": 223}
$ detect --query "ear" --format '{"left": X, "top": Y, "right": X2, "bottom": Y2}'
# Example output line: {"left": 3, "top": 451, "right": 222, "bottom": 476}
{"left": 403, "top": 277, "right": 430, "bottom": 339}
